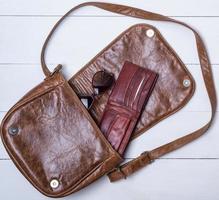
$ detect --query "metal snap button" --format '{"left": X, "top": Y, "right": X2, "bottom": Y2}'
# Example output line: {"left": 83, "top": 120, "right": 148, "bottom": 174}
{"left": 50, "top": 179, "right": 59, "bottom": 189}
{"left": 146, "top": 29, "right": 155, "bottom": 38}
{"left": 8, "top": 126, "right": 19, "bottom": 136}
{"left": 183, "top": 79, "right": 191, "bottom": 87}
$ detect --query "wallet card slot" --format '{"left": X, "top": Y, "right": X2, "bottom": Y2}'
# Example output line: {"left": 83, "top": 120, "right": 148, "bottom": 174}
{"left": 106, "top": 114, "right": 131, "bottom": 151}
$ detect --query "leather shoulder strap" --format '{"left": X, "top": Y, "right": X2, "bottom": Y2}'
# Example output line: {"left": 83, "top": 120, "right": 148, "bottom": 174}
{"left": 40, "top": 2, "right": 217, "bottom": 182}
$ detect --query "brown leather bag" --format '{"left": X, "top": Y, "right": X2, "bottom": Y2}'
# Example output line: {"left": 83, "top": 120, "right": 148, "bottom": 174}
{"left": 0, "top": 2, "right": 217, "bottom": 198}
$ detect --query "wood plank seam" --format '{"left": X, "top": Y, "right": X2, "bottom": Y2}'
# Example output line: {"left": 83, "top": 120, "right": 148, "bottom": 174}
{"left": 1, "top": 15, "right": 219, "bottom": 17}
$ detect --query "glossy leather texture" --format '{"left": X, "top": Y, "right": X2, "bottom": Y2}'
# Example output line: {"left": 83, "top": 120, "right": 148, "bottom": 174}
{"left": 1, "top": 1, "right": 217, "bottom": 196}
{"left": 0, "top": 72, "right": 122, "bottom": 197}
{"left": 69, "top": 24, "right": 195, "bottom": 139}
{"left": 100, "top": 61, "right": 158, "bottom": 154}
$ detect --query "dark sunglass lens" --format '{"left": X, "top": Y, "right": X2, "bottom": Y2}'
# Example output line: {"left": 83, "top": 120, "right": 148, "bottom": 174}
{"left": 93, "top": 86, "right": 109, "bottom": 95}
{"left": 92, "top": 71, "right": 114, "bottom": 94}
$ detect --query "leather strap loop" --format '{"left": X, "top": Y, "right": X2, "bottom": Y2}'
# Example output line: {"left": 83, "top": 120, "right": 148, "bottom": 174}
{"left": 108, "top": 151, "right": 153, "bottom": 182}
{"left": 40, "top": 2, "right": 217, "bottom": 181}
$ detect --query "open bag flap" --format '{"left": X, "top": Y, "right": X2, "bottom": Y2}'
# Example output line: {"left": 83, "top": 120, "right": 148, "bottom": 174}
{"left": 70, "top": 24, "right": 195, "bottom": 138}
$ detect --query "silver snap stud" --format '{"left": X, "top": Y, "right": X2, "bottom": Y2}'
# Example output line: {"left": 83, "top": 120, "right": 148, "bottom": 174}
{"left": 183, "top": 79, "right": 191, "bottom": 87}
{"left": 146, "top": 29, "right": 155, "bottom": 38}
{"left": 8, "top": 126, "right": 19, "bottom": 136}
{"left": 50, "top": 179, "right": 59, "bottom": 189}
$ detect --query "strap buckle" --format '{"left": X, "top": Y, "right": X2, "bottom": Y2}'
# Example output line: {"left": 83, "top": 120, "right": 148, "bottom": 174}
{"left": 116, "top": 166, "right": 126, "bottom": 179}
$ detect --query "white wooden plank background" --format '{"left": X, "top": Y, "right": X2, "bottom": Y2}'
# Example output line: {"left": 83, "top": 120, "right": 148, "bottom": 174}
{"left": 0, "top": 0, "right": 218, "bottom": 199}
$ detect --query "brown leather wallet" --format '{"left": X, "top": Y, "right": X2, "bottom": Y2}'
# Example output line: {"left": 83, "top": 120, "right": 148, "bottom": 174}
{"left": 100, "top": 61, "right": 158, "bottom": 154}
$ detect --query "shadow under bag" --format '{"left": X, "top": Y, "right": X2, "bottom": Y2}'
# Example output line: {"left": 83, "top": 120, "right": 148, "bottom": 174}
{"left": 0, "top": 2, "right": 217, "bottom": 198}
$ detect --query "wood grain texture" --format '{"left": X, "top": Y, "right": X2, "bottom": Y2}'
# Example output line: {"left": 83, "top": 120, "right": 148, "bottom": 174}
{"left": 1, "top": 159, "right": 219, "bottom": 200}
{"left": 1, "top": 17, "right": 219, "bottom": 65}
{"left": 0, "top": 0, "right": 218, "bottom": 199}
{"left": 0, "top": 0, "right": 219, "bottom": 16}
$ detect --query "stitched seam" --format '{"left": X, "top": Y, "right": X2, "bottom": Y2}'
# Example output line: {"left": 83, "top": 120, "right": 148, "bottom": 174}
{"left": 134, "top": 70, "right": 152, "bottom": 110}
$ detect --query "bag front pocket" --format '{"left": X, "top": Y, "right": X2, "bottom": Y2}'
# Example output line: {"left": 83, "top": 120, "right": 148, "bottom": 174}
{"left": 0, "top": 73, "right": 122, "bottom": 197}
